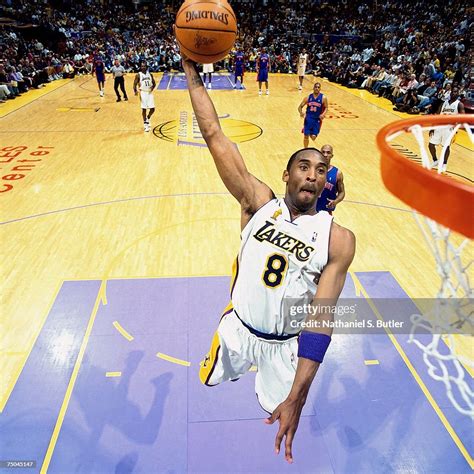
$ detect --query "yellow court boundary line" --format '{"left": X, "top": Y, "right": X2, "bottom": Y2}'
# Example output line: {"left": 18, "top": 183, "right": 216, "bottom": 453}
{"left": 156, "top": 352, "right": 191, "bottom": 367}
{"left": 112, "top": 321, "right": 134, "bottom": 341}
{"left": 350, "top": 271, "right": 473, "bottom": 468}
{"left": 40, "top": 280, "right": 105, "bottom": 473}
{"left": 0, "top": 280, "right": 64, "bottom": 413}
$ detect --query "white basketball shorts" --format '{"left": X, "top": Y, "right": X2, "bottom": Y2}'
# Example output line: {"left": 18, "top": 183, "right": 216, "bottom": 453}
{"left": 199, "top": 309, "right": 299, "bottom": 413}
{"left": 203, "top": 63, "right": 214, "bottom": 73}
{"left": 140, "top": 90, "right": 155, "bottom": 109}
{"left": 429, "top": 126, "right": 455, "bottom": 147}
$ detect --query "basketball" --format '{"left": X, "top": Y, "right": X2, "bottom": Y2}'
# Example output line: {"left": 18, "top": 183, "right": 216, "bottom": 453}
{"left": 175, "top": 0, "right": 237, "bottom": 63}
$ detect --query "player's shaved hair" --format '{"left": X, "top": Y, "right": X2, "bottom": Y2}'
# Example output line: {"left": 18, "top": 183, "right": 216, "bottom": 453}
{"left": 286, "top": 147, "right": 325, "bottom": 171}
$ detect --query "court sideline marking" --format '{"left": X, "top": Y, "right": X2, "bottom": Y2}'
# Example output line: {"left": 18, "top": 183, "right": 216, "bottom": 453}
{"left": 0, "top": 193, "right": 413, "bottom": 226}
{"left": 351, "top": 271, "right": 473, "bottom": 469}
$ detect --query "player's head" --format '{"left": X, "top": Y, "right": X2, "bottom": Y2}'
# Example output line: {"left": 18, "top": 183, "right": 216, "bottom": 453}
{"left": 320, "top": 144, "right": 334, "bottom": 164}
{"left": 313, "top": 82, "right": 321, "bottom": 93}
{"left": 114, "top": 58, "right": 120, "bottom": 66}
{"left": 283, "top": 148, "right": 328, "bottom": 212}
{"left": 140, "top": 61, "right": 147, "bottom": 72}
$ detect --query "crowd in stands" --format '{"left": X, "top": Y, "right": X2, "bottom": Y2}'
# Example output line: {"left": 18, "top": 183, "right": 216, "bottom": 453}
{"left": 0, "top": 0, "right": 471, "bottom": 113}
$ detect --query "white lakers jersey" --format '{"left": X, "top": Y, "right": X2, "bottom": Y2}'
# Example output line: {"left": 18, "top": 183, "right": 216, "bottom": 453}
{"left": 298, "top": 53, "right": 308, "bottom": 67}
{"left": 139, "top": 71, "right": 153, "bottom": 92}
{"left": 441, "top": 99, "right": 460, "bottom": 115}
{"left": 231, "top": 198, "right": 333, "bottom": 335}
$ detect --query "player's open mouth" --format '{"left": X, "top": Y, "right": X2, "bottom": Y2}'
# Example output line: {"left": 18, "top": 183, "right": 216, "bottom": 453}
{"left": 300, "top": 187, "right": 316, "bottom": 196}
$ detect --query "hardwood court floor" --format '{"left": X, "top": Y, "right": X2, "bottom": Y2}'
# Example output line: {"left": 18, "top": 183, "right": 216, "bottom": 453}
{"left": 1, "top": 72, "right": 472, "bottom": 472}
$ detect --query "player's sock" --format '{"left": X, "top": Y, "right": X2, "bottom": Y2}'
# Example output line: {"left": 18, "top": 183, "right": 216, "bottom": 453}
{"left": 266, "top": 89, "right": 269, "bottom": 95}
{"left": 258, "top": 89, "right": 262, "bottom": 95}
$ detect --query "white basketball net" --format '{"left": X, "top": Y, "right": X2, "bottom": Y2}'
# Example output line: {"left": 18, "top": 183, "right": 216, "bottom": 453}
{"left": 387, "top": 121, "right": 473, "bottom": 417}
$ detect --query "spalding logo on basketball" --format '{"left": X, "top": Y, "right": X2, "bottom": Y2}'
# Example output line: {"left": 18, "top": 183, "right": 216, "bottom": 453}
{"left": 175, "top": 0, "right": 237, "bottom": 64}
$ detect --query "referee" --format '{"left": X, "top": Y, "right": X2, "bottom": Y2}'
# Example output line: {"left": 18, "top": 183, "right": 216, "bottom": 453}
{"left": 111, "top": 58, "right": 128, "bottom": 102}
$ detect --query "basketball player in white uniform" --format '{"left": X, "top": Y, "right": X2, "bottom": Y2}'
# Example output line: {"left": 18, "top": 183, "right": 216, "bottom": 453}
{"left": 203, "top": 63, "right": 214, "bottom": 89}
{"left": 182, "top": 55, "right": 355, "bottom": 463}
{"left": 297, "top": 49, "right": 308, "bottom": 90}
{"left": 429, "top": 86, "right": 465, "bottom": 172}
{"left": 133, "top": 61, "right": 156, "bottom": 132}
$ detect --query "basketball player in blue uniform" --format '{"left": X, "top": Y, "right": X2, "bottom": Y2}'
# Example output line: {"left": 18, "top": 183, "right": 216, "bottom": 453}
{"left": 257, "top": 47, "right": 270, "bottom": 95}
{"left": 181, "top": 54, "right": 355, "bottom": 463}
{"left": 298, "top": 82, "right": 328, "bottom": 148}
{"left": 316, "top": 144, "right": 345, "bottom": 214}
{"left": 233, "top": 46, "right": 245, "bottom": 89}
{"left": 92, "top": 57, "right": 106, "bottom": 97}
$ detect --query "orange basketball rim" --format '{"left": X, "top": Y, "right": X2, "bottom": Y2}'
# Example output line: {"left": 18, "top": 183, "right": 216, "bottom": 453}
{"left": 377, "top": 114, "right": 474, "bottom": 239}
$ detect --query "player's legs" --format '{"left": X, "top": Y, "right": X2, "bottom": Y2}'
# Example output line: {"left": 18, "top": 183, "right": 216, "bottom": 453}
{"left": 114, "top": 78, "right": 121, "bottom": 101}
{"left": 303, "top": 135, "right": 310, "bottom": 148}
{"left": 120, "top": 78, "right": 128, "bottom": 100}
{"left": 141, "top": 108, "right": 148, "bottom": 131}
{"left": 428, "top": 142, "right": 438, "bottom": 163}
{"left": 254, "top": 338, "right": 298, "bottom": 413}
{"left": 98, "top": 79, "right": 105, "bottom": 96}
{"left": 258, "top": 81, "right": 263, "bottom": 94}
{"left": 264, "top": 80, "right": 269, "bottom": 94}
{"left": 428, "top": 128, "right": 446, "bottom": 167}
{"left": 207, "top": 72, "right": 212, "bottom": 89}
{"left": 298, "top": 75, "right": 303, "bottom": 89}
{"left": 199, "top": 310, "right": 253, "bottom": 386}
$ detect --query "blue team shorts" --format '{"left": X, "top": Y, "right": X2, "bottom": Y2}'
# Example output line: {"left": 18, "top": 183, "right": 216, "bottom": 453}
{"left": 303, "top": 116, "right": 321, "bottom": 136}
{"left": 235, "top": 65, "right": 244, "bottom": 76}
{"left": 257, "top": 69, "right": 268, "bottom": 82}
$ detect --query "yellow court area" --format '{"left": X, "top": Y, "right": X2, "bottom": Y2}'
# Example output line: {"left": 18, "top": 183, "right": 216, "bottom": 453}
{"left": 1, "top": 72, "right": 472, "bottom": 410}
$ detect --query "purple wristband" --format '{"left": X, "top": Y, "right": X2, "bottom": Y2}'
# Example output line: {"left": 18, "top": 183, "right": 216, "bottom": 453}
{"left": 298, "top": 331, "right": 331, "bottom": 363}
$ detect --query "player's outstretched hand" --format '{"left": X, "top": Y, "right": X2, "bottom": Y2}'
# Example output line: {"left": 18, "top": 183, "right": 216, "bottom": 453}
{"left": 265, "top": 396, "right": 305, "bottom": 463}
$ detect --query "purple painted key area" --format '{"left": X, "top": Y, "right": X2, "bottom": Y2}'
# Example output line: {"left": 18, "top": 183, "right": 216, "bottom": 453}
{"left": 1, "top": 274, "right": 471, "bottom": 473}
{"left": 157, "top": 72, "right": 244, "bottom": 91}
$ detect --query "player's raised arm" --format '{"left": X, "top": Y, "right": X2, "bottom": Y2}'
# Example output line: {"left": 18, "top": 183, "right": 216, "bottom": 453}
{"left": 182, "top": 57, "right": 273, "bottom": 219}
{"left": 266, "top": 222, "right": 355, "bottom": 463}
